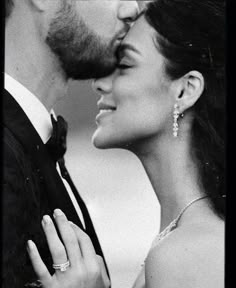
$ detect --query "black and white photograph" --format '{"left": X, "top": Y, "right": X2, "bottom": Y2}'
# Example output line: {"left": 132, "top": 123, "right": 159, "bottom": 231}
{"left": 2, "top": 0, "right": 225, "bottom": 287}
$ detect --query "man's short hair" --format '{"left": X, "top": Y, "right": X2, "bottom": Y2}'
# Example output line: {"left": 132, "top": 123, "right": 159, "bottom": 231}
{"left": 6, "top": 0, "right": 14, "bottom": 18}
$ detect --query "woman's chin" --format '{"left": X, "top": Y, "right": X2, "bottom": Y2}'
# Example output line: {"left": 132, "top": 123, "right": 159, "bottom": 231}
{"left": 92, "top": 131, "right": 114, "bottom": 149}
{"left": 92, "top": 129, "right": 128, "bottom": 150}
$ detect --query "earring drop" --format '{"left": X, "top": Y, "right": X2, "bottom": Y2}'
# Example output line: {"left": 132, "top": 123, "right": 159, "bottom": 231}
{"left": 173, "top": 104, "right": 184, "bottom": 137}
{"left": 173, "top": 104, "right": 179, "bottom": 137}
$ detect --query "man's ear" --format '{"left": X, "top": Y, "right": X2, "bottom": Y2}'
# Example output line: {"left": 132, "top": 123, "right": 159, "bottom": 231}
{"left": 175, "top": 71, "right": 204, "bottom": 114}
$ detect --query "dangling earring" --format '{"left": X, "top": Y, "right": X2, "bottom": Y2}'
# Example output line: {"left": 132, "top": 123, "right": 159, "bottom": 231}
{"left": 173, "top": 104, "right": 184, "bottom": 137}
{"left": 173, "top": 104, "right": 179, "bottom": 137}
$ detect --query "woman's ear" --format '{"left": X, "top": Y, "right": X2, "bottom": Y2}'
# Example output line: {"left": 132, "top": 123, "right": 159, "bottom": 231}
{"left": 175, "top": 71, "right": 204, "bottom": 114}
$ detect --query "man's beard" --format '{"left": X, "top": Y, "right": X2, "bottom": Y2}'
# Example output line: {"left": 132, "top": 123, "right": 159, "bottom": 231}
{"left": 46, "top": 2, "right": 119, "bottom": 80}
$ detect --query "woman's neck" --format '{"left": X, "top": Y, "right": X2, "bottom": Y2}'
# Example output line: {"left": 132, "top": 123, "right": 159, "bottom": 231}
{"left": 134, "top": 133, "right": 204, "bottom": 231}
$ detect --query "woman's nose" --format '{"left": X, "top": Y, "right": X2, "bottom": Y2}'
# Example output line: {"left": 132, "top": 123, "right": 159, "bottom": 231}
{"left": 118, "top": 1, "right": 139, "bottom": 23}
{"left": 92, "top": 76, "right": 113, "bottom": 95}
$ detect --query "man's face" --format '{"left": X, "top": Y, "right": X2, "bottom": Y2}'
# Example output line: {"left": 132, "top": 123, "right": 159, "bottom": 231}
{"left": 46, "top": 0, "right": 139, "bottom": 80}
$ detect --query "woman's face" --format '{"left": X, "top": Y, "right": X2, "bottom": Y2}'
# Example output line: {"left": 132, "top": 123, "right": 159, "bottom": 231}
{"left": 92, "top": 16, "right": 177, "bottom": 149}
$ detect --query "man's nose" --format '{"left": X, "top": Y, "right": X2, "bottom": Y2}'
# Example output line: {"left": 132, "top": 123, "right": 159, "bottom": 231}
{"left": 118, "top": 1, "right": 140, "bottom": 24}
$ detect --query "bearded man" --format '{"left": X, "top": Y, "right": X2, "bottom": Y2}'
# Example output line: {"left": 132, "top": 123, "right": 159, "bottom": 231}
{"left": 2, "top": 0, "right": 139, "bottom": 287}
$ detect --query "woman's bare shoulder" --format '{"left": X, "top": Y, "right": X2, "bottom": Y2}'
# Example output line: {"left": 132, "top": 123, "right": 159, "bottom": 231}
{"left": 145, "top": 220, "right": 224, "bottom": 288}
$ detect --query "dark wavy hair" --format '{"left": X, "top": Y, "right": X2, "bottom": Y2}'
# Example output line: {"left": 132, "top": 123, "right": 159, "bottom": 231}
{"left": 5, "top": 0, "right": 14, "bottom": 18}
{"left": 145, "top": 0, "right": 226, "bottom": 218}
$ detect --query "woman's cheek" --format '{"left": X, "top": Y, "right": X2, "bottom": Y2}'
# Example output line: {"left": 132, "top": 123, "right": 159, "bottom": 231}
{"left": 113, "top": 76, "right": 138, "bottom": 100}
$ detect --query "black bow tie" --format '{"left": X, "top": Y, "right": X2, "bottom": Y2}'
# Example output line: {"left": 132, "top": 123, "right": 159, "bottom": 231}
{"left": 46, "top": 115, "right": 68, "bottom": 163}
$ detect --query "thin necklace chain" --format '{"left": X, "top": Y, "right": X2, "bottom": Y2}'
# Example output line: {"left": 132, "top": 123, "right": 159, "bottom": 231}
{"left": 157, "top": 195, "right": 208, "bottom": 242}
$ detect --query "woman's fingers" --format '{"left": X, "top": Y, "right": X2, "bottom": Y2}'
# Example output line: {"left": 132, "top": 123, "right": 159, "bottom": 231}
{"left": 27, "top": 217, "right": 110, "bottom": 288}
{"left": 53, "top": 209, "right": 82, "bottom": 265}
{"left": 70, "top": 221, "right": 96, "bottom": 259}
{"left": 70, "top": 222, "right": 110, "bottom": 288}
{"left": 27, "top": 240, "right": 52, "bottom": 286}
{"left": 69, "top": 222, "right": 102, "bottom": 278}
{"left": 41, "top": 215, "right": 68, "bottom": 267}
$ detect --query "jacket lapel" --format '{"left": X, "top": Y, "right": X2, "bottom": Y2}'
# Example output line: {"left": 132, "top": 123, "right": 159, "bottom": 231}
{"left": 2, "top": 89, "right": 84, "bottom": 228}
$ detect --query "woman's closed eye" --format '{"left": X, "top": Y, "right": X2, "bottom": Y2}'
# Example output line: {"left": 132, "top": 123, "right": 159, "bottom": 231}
{"left": 116, "top": 57, "right": 133, "bottom": 71}
{"left": 117, "top": 63, "right": 132, "bottom": 70}
{"left": 116, "top": 42, "right": 141, "bottom": 72}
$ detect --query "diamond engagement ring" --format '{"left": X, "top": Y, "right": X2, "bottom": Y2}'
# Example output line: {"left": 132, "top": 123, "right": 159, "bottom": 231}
{"left": 52, "top": 260, "right": 70, "bottom": 272}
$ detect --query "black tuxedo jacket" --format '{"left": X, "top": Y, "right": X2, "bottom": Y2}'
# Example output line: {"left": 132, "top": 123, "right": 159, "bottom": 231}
{"left": 1, "top": 89, "right": 108, "bottom": 287}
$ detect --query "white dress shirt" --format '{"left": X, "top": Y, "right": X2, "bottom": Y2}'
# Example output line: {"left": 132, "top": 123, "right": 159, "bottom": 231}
{"left": 4, "top": 73, "right": 85, "bottom": 228}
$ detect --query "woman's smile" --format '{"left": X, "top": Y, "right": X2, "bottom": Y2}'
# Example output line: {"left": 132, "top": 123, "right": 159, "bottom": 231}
{"left": 92, "top": 16, "right": 173, "bottom": 149}
{"left": 95, "top": 100, "right": 117, "bottom": 123}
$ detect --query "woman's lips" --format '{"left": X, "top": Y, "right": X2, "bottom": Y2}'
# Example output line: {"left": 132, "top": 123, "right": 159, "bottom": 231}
{"left": 96, "top": 102, "right": 116, "bottom": 122}
{"left": 95, "top": 109, "right": 115, "bottom": 123}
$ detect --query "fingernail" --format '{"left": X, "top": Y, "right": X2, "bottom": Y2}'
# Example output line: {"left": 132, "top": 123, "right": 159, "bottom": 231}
{"left": 53, "top": 209, "right": 64, "bottom": 218}
{"left": 42, "top": 215, "right": 52, "bottom": 225}
{"left": 27, "top": 240, "right": 35, "bottom": 250}
{"left": 69, "top": 221, "right": 75, "bottom": 226}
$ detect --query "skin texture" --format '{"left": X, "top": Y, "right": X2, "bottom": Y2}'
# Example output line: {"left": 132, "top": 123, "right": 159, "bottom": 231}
{"left": 27, "top": 210, "right": 111, "bottom": 288}
{"left": 23, "top": 2, "right": 224, "bottom": 287}
{"left": 92, "top": 16, "right": 177, "bottom": 149}
{"left": 5, "top": 1, "right": 138, "bottom": 287}
{"left": 46, "top": 0, "right": 140, "bottom": 79}
{"left": 5, "top": 0, "right": 139, "bottom": 110}
{"left": 145, "top": 220, "right": 224, "bottom": 288}
{"left": 93, "top": 16, "right": 225, "bottom": 288}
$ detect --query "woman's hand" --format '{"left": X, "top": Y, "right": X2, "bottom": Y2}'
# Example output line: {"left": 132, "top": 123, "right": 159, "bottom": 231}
{"left": 27, "top": 209, "right": 110, "bottom": 288}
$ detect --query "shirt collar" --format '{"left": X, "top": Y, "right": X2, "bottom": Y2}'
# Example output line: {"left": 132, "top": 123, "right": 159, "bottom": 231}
{"left": 4, "top": 73, "right": 54, "bottom": 144}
